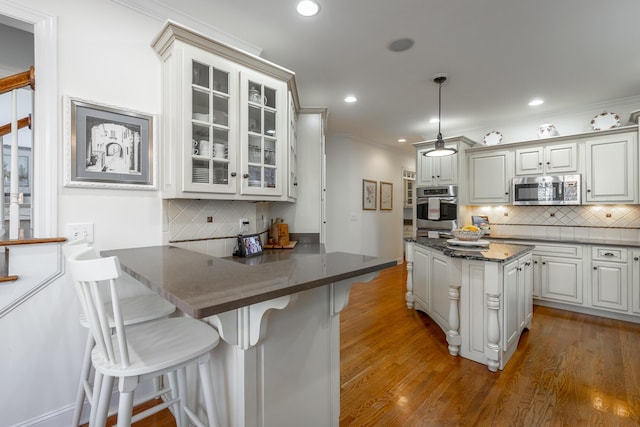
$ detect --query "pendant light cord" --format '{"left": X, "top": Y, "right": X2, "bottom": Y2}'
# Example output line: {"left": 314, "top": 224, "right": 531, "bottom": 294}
{"left": 437, "top": 80, "right": 443, "bottom": 140}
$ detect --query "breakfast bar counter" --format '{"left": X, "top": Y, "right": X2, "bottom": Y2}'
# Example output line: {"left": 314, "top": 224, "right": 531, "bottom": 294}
{"left": 103, "top": 244, "right": 396, "bottom": 427}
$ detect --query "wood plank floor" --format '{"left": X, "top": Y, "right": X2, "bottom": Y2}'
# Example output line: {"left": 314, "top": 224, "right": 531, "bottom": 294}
{"left": 84, "top": 262, "right": 640, "bottom": 426}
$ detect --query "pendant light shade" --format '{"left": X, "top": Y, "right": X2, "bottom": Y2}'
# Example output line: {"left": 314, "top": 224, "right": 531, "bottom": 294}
{"left": 423, "top": 75, "right": 457, "bottom": 157}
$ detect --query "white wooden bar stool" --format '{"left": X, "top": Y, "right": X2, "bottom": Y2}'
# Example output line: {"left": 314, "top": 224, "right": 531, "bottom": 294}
{"left": 63, "top": 240, "right": 176, "bottom": 426}
{"left": 67, "top": 247, "right": 221, "bottom": 427}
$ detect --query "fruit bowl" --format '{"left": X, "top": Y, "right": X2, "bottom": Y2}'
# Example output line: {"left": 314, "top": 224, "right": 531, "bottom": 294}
{"left": 451, "top": 228, "right": 484, "bottom": 241}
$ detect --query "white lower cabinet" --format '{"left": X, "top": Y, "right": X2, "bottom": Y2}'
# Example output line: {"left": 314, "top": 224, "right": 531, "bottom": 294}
{"left": 590, "top": 247, "right": 628, "bottom": 312}
{"left": 632, "top": 251, "right": 640, "bottom": 315}
{"left": 540, "top": 256, "right": 583, "bottom": 304}
{"left": 430, "top": 252, "right": 451, "bottom": 329}
{"left": 411, "top": 245, "right": 430, "bottom": 312}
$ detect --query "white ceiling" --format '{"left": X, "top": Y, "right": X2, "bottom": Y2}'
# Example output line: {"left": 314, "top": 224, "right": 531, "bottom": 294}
{"left": 11, "top": 1, "right": 640, "bottom": 149}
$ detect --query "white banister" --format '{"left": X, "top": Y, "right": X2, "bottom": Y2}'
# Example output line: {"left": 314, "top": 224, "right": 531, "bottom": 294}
{"left": 10, "top": 89, "right": 19, "bottom": 239}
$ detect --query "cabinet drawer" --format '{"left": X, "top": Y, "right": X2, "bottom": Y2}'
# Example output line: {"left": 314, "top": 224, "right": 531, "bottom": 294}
{"left": 591, "top": 246, "right": 627, "bottom": 262}
{"left": 534, "top": 243, "right": 582, "bottom": 258}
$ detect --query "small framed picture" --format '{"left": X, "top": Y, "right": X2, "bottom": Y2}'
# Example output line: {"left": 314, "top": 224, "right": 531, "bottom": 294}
{"left": 237, "top": 234, "right": 264, "bottom": 257}
{"left": 64, "top": 96, "right": 157, "bottom": 190}
{"left": 362, "top": 179, "right": 377, "bottom": 210}
{"left": 380, "top": 181, "right": 393, "bottom": 210}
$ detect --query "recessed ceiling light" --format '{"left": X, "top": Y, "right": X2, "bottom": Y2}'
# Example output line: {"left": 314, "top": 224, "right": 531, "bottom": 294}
{"left": 529, "top": 99, "right": 544, "bottom": 106}
{"left": 398, "top": 138, "right": 407, "bottom": 143}
{"left": 388, "top": 38, "right": 414, "bottom": 52}
{"left": 296, "top": 0, "right": 320, "bottom": 17}
{"left": 429, "top": 118, "right": 440, "bottom": 124}
{"left": 344, "top": 95, "right": 357, "bottom": 103}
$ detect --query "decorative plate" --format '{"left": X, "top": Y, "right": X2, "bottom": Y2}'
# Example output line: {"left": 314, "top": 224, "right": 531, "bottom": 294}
{"left": 590, "top": 111, "right": 620, "bottom": 131}
{"left": 483, "top": 130, "right": 503, "bottom": 146}
{"left": 537, "top": 123, "right": 558, "bottom": 139}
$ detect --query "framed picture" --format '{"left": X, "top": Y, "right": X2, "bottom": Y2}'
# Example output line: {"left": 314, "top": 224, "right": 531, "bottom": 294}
{"left": 64, "top": 96, "right": 157, "bottom": 190}
{"left": 237, "top": 234, "right": 264, "bottom": 257}
{"left": 380, "top": 181, "right": 393, "bottom": 210}
{"left": 362, "top": 179, "right": 377, "bottom": 210}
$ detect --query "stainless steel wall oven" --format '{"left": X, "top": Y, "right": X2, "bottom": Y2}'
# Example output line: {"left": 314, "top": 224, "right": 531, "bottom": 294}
{"left": 416, "top": 185, "right": 458, "bottom": 236}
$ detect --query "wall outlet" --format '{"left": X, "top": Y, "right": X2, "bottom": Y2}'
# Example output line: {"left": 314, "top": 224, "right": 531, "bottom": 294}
{"left": 239, "top": 218, "right": 249, "bottom": 234}
{"left": 67, "top": 222, "right": 94, "bottom": 243}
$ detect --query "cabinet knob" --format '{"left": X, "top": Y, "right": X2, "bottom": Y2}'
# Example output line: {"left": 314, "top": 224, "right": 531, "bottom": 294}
{"left": 525, "top": 262, "right": 531, "bottom": 266}
{"left": 634, "top": 257, "right": 639, "bottom": 261}
{"left": 293, "top": 182, "right": 298, "bottom": 186}
{"left": 243, "top": 174, "right": 249, "bottom": 179}
{"left": 230, "top": 172, "right": 237, "bottom": 177}
{"left": 593, "top": 266, "right": 598, "bottom": 270}
{"left": 587, "top": 189, "right": 591, "bottom": 192}
{"left": 505, "top": 192, "right": 509, "bottom": 195}
{"left": 432, "top": 176, "right": 435, "bottom": 178}
{"left": 534, "top": 260, "right": 538, "bottom": 264}
{"left": 542, "top": 261, "right": 546, "bottom": 265}
{"left": 546, "top": 162, "right": 550, "bottom": 165}
{"left": 518, "top": 267, "right": 522, "bottom": 271}
{"left": 538, "top": 162, "right": 542, "bottom": 166}
{"left": 437, "top": 175, "right": 440, "bottom": 178}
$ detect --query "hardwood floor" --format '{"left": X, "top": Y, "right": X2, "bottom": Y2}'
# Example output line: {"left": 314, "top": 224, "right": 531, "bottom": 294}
{"left": 84, "top": 262, "right": 640, "bottom": 426}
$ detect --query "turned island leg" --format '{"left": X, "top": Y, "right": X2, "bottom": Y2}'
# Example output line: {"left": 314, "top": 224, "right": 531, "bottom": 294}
{"left": 405, "top": 242, "right": 415, "bottom": 309}
{"left": 486, "top": 293, "right": 501, "bottom": 372}
{"left": 447, "top": 284, "right": 461, "bottom": 356}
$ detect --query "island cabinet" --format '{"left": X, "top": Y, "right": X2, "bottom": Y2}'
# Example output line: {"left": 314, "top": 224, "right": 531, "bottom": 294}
{"left": 152, "top": 21, "right": 297, "bottom": 201}
{"left": 405, "top": 239, "right": 534, "bottom": 372}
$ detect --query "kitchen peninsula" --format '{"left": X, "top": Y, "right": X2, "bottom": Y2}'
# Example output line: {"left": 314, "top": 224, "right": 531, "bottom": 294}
{"left": 405, "top": 238, "right": 534, "bottom": 371}
{"left": 103, "top": 244, "right": 395, "bottom": 427}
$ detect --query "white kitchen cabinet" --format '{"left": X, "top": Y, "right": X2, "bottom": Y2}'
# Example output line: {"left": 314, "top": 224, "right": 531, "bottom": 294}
{"left": 411, "top": 244, "right": 431, "bottom": 312}
{"left": 152, "top": 22, "right": 296, "bottom": 201}
{"left": 540, "top": 256, "right": 583, "bottom": 304}
{"left": 414, "top": 137, "right": 476, "bottom": 189}
{"left": 429, "top": 251, "right": 451, "bottom": 329}
{"left": 590, "top": 246, "right": 628, "bottom": 312}
{"left": 416, "top": 146, "right": 457, "bottom": 187}
{"left": 514, "top": 142, "right": 577, "bottom": 176}
{"left": 467, "top": 150, "right": 512, "bottom": 204}
{"left": 287, "top": 92, "right": 298, "bottom": 199}
{"left": 584, "top": 131, "right": 637, "bottom": 204}
{"left": 632, "top": 251, "right": 640, "bottom": 315}
{"left": 503, "top": 254, "right": 532, "bottom": 350}
{"left": 402, "top": 169, "right": 416, "bottom": 207}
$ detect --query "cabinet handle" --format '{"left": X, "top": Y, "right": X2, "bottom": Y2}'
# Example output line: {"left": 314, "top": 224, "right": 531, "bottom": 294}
{"left": 525, "top": 262, "right": 531, "bottom": 266}
{"left": 230, "top": 172, "right": 237, "bottom": 177}
{"left": 293, "top": 182, "right": 298, "bottom": 186}
{"left": 505, "top": 192, "right": 509, "bottom": 195}
{"left": 437, "top": 175, "right": 440, "bottom": 178}
{"left": 546, "top": 162, "right": 550, "bottom": 165}
{"left": 603, "top": 252, "right": 615, "bottom": 257}
{"left": 243, "top": 174, "right": 249, "bottom": 179}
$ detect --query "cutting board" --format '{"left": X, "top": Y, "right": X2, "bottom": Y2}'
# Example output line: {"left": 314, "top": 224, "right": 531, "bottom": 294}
{"left": 263, "top": 241, "right": 298, "bottom": 249}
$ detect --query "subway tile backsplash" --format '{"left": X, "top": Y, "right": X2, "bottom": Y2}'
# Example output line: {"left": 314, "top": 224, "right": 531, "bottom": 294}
{"left": 163, "top": 199, "right": 270, "bottom": 256}
{"left": 465, "top": 204, "right": 640, "bottom": 242}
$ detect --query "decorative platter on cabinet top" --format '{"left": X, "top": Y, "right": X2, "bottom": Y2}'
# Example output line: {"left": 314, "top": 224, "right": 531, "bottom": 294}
{"left": 483, "top": 130, "right": 503, "bottom": 146}
{"left": 590, "top": 111, "right": 620, "bottom": 131}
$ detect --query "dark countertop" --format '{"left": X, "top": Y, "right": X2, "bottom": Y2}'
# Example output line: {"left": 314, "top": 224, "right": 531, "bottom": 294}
{"left": 102, "top": 244, "right": 396, "bottom": 319}
{"left": 411, "top": 237, "right": 534, "bottom": 262}
{"left": 486, "top": 235, "right": 640, "bottom": 248}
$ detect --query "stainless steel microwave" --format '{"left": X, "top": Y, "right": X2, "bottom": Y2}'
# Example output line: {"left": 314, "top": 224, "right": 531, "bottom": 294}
{"left": 512, "top": 175, "right": 581, "bottom": 205}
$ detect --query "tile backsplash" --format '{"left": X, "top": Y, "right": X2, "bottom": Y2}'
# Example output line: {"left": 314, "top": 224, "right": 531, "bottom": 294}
{"left": 464, "top": 204, "right": 640, "bottom": 241}
{"left": 162, "top": 199, "right": 271, "bottom": 256}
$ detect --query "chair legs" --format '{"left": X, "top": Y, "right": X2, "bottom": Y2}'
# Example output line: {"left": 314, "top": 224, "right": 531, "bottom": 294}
{"left": 198, "top": 357, "right": 221, "bottom": 427}
{"left": 71, "top": 331, "right": 95, "bottom": 426}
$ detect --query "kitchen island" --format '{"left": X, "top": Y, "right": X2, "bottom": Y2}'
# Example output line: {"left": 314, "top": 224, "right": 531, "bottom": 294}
{"left": 103, "top": 244, "right": 396, "bottom": 427}
{"left": 405, "top": 238, "right": 534, "bottom": 371}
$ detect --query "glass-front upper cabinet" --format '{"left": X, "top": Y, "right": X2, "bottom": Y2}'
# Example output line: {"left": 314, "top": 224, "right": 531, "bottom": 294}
{"left": 184, "top": 50, "right": 238, "bottom": 194}
{"left": 240, "top": 70, "right": 286, "bottom": 196}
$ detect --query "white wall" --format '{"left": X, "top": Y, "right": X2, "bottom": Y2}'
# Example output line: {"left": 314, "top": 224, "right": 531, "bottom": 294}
{"left": 1, "top": 1, "right": 167, "bottom": 425}
{"left": 325, "top": 135, "right": 414, "bottom": 262}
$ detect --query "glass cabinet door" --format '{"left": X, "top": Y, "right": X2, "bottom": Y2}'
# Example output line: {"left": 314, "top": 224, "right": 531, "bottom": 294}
{"left": 241, "top": 73, "right": 285, "bottom": 196}
{"left": 186, "top": 55, "right": 237, "bottom": 193}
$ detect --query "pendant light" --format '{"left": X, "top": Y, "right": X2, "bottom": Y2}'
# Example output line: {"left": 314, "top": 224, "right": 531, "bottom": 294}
{"left": 423, "top": 75, "right": 457, "bottom": 157}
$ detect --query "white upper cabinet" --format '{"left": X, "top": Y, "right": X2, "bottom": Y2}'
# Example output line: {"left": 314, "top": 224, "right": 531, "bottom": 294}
{"left": 515, "top": 142, "right": 577, "bottom": 176}
{"left": 417, "top": 147, "right": 458, "bottom": 187}
{"left": 584, "top": 131, "right": 637, "bottom": 204}
{"left": 467, "top": 150, "right": 512, "bottom": 204}
{"left": 152, "top": 22, "right": 297, "bottom": 201}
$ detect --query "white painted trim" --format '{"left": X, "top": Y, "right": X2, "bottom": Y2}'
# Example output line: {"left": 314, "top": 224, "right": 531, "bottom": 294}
{"left": 0, "top": 1, "right": 59, "bottom": 238}
{"left": 111, "top": 0, "right": 263, "bottom": 57}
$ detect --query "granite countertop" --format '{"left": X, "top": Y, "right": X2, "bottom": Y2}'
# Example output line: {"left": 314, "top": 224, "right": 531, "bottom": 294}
{"left": 412, "top": 237, "right": 534, "bottom": 262}
{"left": 102, "top": 245, "right": 396, "bottom": 319}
